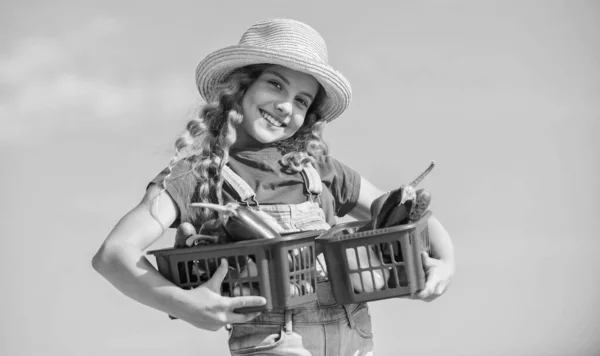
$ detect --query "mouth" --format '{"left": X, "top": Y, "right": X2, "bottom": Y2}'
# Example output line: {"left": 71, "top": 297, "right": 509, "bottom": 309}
{"left": 260, "top": 109, "right": 285, "bottom": 128}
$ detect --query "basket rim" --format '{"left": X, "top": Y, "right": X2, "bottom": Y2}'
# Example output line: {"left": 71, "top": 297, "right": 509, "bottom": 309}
{"left": 316, "top": 210, "right": 432, "bottom": 244}
{"left": 147, "top": 229, "right": 324, "bottom": 257}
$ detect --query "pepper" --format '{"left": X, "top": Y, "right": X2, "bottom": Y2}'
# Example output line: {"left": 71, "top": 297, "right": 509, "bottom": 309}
{"left": 355, "top": 192, "right": 392, "bottom": 232}
{"left": 409, "top": 189, "right": 432, "bottom": 223}
{"left": 374, "top": 161, "right": 435, "bottom": 229}
{"left": 188, "top": 202, "right": 281, "bottom": 241}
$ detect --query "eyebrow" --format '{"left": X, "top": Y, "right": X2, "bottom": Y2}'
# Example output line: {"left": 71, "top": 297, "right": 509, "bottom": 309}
{"left": 264, "top": 70, "right": 315, "bottom": 102}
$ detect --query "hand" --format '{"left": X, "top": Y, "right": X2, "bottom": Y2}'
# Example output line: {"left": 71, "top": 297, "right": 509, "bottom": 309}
{"left": 412, "top": 252, "right": 453, "bottom": 302}
{"left": 178, "top": 258, "right": 267, "bottom": 331}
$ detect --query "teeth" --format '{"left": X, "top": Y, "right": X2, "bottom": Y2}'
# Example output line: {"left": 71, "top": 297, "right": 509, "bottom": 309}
{"left": 261, "top": 110, "right": 282, "bottom": 127}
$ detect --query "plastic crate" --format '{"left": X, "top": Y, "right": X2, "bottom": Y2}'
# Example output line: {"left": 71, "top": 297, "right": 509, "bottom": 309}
{"left": 317, "top": 210, "right": 432, "bottom": 304}
{"left": 147, "top": 230, "right": 322, "bottom": 313}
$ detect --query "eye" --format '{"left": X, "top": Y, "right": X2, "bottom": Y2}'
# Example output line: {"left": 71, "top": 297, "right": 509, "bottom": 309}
{"left": 295, "top": 97, "right": 309, "bottom": 108}
{"left": 268, "top": 80, "right": 283, "bottom": 90}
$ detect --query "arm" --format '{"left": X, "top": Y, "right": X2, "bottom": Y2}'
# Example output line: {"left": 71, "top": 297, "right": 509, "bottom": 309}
{"left": 427, "top": 216, "right": 455, "bottom": 271}
{"left": 415, "top": 215, "right": 455, "bottom": 301}
{"left": 347, "top": 176, "right": 386, "bottom": 220}
{"left": 91, "top": 185, "right": 266, "bottom": 331}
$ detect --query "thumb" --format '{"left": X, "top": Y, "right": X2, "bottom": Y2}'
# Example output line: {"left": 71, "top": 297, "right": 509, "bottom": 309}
{"left": 204, "top": 258, "right": 229, "bottom": 292}
{"left": 421, "top": 251, "right": 437, "bottom": 271}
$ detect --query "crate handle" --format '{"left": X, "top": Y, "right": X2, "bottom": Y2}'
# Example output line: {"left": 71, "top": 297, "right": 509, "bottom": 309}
{"left": 317, "top": 220, "right": 371, "bottom": 241}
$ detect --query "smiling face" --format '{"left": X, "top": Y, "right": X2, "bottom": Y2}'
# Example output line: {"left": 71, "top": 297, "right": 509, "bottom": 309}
{"left": 235, "top": 65, "right": 320, "bottom": 147}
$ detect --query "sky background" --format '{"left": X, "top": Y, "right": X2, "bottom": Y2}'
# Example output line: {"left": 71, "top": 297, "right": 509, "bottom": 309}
{"left": 1, "top": 0, "right": 599, "bottom": 355}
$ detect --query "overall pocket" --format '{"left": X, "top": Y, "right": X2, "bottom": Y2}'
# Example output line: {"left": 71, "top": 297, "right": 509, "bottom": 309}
{"left": 291, "top": 201, "right": 331, "bottom": 231}
{"left": 228, "top": 323, "right": 312, "bottom": 356}
{"left": 351, "top": 303, "right": 374, "bottom": 339}
{"left": 228, "top": 324, "right": 286, "bottom": 355}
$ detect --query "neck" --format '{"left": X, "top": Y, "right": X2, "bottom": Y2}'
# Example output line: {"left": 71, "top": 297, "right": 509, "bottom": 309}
{"left": 230, "top": 138, "right": 269, "bottom": 151}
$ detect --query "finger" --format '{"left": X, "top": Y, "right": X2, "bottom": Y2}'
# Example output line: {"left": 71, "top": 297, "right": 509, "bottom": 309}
{"left": 227, "top": 296, "right": 267, "bottom": 314}
{"left": 419, "top": 279, "right": 449, "bottom": 302}
{"left": 416, "top": 288, "right": 431, "bottom": 300}
{"left": 414, "top": 288, "right": 438, "bottom": 302}
{"left": 421, "top": 251, "right": 438, "bottom": 270}
{"left": 434, "top": 279, "right": 449, "bottom": 296}
{"left": 422, "top": 294, "right": 438, "bottom": 303}
{"left": 417, "top": 273, "right": 440, "bottom": 299}
{"left": 416, "top": 285, "right": 431, "bottom": 300}
{"left": 204, "top": 258, "right": 229, "bottom": 292}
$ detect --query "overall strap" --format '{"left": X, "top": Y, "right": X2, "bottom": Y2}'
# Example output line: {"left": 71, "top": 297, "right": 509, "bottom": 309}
{"left": 221, "top": 165, "right": 257, "bottom": 205}
{"left": 222, "top": 163, "right": 324, "bottom": 204}
{"left": 301, "top": 163, "right": 323, "bottom": 201}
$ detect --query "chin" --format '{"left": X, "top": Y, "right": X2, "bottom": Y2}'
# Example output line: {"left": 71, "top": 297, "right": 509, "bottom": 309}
{"left": 251, "top": 133, "right": 287, "bottom": 144}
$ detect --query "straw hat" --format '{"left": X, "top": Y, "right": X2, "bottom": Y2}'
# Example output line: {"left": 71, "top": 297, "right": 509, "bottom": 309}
{"left": 195, "top": 18, "right": 352, "bottom": 122}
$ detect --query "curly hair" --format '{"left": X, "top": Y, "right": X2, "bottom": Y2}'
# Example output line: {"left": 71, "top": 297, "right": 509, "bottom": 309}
{"left": 152, "top": 64, "right": 329, "bottom": 228}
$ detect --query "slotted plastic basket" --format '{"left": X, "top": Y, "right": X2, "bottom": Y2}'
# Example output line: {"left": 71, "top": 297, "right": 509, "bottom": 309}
{"left": 148, "top": 230, "right": 322, "bottom": 313}
{"left": 317, "top": 211, "right": 432, "bottom": 304}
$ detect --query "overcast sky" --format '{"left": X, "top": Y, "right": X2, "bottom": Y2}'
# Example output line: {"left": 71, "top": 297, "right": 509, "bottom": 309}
{"left": 2, "top": 1, "right": 599, "bottom": 355}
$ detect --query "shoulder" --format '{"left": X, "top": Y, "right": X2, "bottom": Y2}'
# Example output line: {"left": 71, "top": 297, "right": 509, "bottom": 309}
{"left": 147, "top": 155, "right": 202, "bottom": 191}
{"left": 311, "top": 154, "right": 339, "bottom": 169}
{"left": 311, "top": 154, "right": 359, "bottom": 178}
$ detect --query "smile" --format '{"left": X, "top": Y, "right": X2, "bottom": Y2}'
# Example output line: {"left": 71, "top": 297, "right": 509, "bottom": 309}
{"left": 260, "top": 110, "right": 284, "bottom": 127}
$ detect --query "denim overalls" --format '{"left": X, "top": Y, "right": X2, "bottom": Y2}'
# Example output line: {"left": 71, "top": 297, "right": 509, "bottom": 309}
{"left": 222, "top": 164, "right": 374, "bottom": 356}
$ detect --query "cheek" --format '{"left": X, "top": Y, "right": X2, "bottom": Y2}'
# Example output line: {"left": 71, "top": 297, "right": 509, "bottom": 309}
{"left": 241, "top": 94, "right": 252, "bottom": 116}
{"left": 241, "top": 84, "right": 259, "bottom": 111}
{"left": 290, "top": 113, "right": 307, "bottom": 130}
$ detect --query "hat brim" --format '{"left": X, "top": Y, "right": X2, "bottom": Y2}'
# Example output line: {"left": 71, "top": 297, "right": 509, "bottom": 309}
{"left": 196, "top": 45, "right": 352, "bottom": 122}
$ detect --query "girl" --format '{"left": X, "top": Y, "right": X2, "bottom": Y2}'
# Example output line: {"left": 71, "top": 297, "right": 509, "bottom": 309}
{"left": 92, "top": 18, "right": 455, "bottom": 356}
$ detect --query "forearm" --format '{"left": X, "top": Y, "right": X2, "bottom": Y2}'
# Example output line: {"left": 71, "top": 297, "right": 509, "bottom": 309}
{"left": 92, "top": 241, "right": 193, "bottom": 319}
{"left": 92, "top": 191, "right": 194, "bottom": 319}
{"left": 427, "top": 216, "right": 455, "bottom": 273}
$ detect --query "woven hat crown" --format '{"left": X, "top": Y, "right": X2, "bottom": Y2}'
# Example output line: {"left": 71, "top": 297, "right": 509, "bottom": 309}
{"left": 238, "top": 19, "right": 329, "bottom": 63}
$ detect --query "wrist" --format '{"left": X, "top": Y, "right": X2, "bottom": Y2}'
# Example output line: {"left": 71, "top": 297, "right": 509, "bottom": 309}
{"left": 162, "top": 286, "right": 199, "bottom": 320}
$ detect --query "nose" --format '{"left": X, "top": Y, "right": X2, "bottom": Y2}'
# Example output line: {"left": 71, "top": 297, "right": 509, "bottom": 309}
{"left": 275, "top": 101, "right": 293, "bottom": 116}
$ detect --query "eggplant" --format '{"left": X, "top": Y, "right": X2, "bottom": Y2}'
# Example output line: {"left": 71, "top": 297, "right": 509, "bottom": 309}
{"left": 374, "top": 161, "right": 435, "bottom": 229}
{"left": 370, "top": 192, "right": 390, "bottom": 222}
{"left": 383, "top": 202, "right": 412, "bottom": 227}
{"left": 188, "top": 202, "right": 281, "bottom": 241}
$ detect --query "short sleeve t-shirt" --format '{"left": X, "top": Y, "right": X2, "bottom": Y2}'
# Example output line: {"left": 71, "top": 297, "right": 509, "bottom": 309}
{"left": 148, "top": 147, "right": 361, "bottom": 229}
